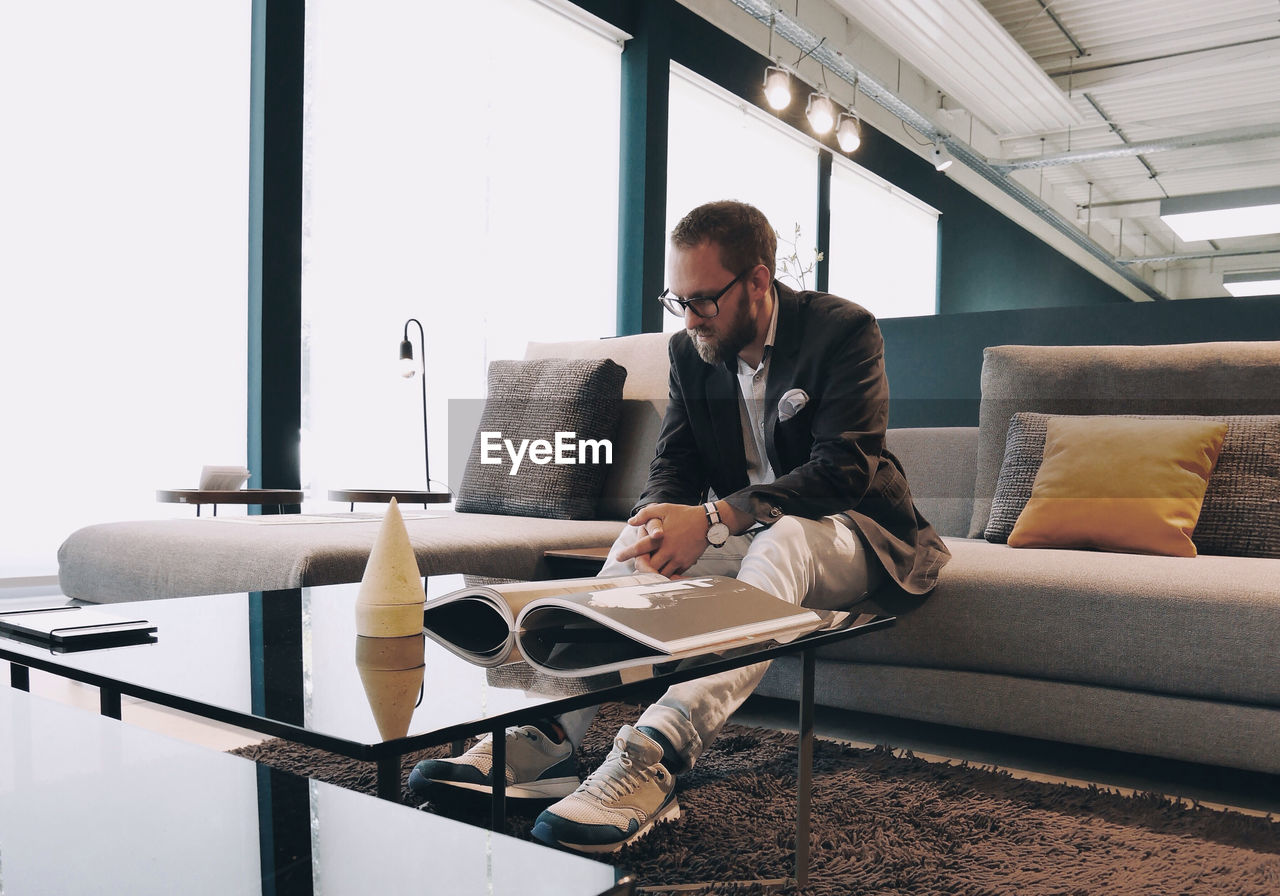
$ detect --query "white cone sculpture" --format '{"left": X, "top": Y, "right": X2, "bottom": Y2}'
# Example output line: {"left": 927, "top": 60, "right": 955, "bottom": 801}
{"left": 356, "top": 633, "right": 425, "bottom": 741}
{"left": 354, "top": 498, "right": 427, "bottom": 637}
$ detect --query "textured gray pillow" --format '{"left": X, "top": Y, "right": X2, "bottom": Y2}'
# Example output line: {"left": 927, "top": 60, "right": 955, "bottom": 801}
{"left": 455, "top": 358, "right": 627, "bottom": 520}
{"left": 986, "top": 412, "right": 1280, "bottom": 557}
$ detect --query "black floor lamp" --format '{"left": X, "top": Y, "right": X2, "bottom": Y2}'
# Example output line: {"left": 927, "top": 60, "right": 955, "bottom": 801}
{"left": 326, "top": 319, "right": 452, "bottom": 509}
{"left": 399, "top": 317, "right": 448, "bottom": 496}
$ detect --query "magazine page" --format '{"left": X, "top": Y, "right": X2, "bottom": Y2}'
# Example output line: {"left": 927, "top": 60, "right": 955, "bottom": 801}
{"left": 430, "top": 570, "right": 670, "bottom": 627}
{"left": 516, "top": 576, "right": 823, "bottom": 658}
{"left": 421, "top": 623, "right": 520, "bottom": 668}
{"left": 422, "top": 592, "right": 518, "bottom": 660}
{"left": 420, "top": 573, "right": 667, "bottom": 664}
{"left": 452, "top": 573, "right": 668, "bottom": 619}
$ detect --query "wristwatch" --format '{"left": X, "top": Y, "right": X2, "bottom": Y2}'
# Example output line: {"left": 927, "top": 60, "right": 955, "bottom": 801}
{"left": 704, "top": 501, "right": 730, "bottom": 548}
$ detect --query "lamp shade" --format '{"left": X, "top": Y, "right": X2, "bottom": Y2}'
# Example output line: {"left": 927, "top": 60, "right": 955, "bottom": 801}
{"left": 806, "top": 92, "right": 836, "bottom": 135}
{"left": 932, "top": 143, "right": 953, "bottom": 172}
{"left": 836, "top": 113, "right": 862, "bottom": 153}
{"left": 763, "top": 66, "right": 791, "bottom": 110}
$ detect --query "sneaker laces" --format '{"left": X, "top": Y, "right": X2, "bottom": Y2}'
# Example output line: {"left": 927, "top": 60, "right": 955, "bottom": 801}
{"left": 579, "top": 740, "right": 660, "bottom": 803}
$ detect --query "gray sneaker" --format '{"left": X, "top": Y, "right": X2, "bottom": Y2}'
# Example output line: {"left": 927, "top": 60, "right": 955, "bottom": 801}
{"left": 408, "top": 725, "right": 579, "bottom": 800}
{"left": 531, "top": 725, "right": 680, "bottom": 853}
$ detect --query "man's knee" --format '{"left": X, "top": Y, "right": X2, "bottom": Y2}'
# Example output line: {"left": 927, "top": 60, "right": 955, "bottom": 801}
{"left": 747, "top": 515, "right": 814, "bottom": 556}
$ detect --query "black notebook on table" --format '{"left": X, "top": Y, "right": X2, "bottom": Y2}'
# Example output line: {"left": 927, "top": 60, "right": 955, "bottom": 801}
{"left": 0, "top": 606, "right": 157, "bottom": 650}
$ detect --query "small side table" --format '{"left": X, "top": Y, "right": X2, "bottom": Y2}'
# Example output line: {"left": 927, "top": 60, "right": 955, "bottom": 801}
{"left": 328, "top": 489, "right": 452, "bottom": 511}
{"left": 543, "top": 545, "right": 611, "bottom": 577}
{"left": 156, "top": 489, "right": 304, "bottom": 517}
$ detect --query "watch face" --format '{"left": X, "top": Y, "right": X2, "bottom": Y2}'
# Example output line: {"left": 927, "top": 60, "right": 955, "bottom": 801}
{"left": 707, "top": 522, "right": 730, "bottom": 546}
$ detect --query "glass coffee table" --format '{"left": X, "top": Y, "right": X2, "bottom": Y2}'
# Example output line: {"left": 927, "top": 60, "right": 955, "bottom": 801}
{"left": 1, "top": 576, "right": 893, "bottom": 886}
{"left": 1, "top": 684, "right": 632, "bottom": 895}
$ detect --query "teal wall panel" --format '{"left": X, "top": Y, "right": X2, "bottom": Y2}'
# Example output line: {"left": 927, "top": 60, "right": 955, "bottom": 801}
{"left": 880, "top": 295, "right": 1280, "bottom": 428}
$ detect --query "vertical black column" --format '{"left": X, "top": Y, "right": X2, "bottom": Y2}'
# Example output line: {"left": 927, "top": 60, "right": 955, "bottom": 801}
{"left": 815, "top": 151, "right": 832, "bottom": 294}
{"left": 616, "top": 0, "right": 671, "bottom": 336}
{"left": 249, "top": 589, "right": 305, "bottom": 725}
{"left": 248, "top": 0, "right": 304, "bottom": 504}
{"left": 256, "top": 765, "right": 314, "bottom": 896}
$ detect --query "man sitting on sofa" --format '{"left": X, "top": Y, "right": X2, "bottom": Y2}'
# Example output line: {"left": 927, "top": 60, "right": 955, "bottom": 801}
{"left": 411, "top": 199, "right": 950, "bottom": 853}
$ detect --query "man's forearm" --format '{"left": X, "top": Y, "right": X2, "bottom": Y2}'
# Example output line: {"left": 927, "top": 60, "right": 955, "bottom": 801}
{"left": 715, "top": 499, "right": 756, "bottom": 535}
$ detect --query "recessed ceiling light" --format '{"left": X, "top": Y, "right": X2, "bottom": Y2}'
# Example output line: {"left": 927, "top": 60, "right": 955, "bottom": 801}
{"left": 1223, "top": 271, "right": 1280, "bottom": 298}
{"left": 1160, "top": 187, "right": 1280, "bottom": 242}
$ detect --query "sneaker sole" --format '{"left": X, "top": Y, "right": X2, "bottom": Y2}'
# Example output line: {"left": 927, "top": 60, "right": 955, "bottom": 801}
{"left": 415, "top": 776, "right": 581, "bottom": 801}
{"left": 537, "top": 797, "right": 681, "bottom": 854}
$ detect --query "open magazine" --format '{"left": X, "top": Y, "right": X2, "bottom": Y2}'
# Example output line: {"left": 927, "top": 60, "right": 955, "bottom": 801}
{"left": 420, "top": 573, "right": 830, "bottom": 677}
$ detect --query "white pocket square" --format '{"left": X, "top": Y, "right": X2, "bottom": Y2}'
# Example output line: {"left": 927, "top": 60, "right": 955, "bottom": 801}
{"left": 777, "top": 388, "right": 809, "bottom": 421}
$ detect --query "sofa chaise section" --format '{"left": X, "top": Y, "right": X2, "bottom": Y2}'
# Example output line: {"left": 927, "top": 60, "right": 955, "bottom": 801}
{"left": 58, "top": 512, "right": 626, "bottom": 603}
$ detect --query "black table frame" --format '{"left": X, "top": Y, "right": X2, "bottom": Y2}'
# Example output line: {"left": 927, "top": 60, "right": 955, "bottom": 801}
{"left": 4, "top": 614, "right": 892, "bottom": 888}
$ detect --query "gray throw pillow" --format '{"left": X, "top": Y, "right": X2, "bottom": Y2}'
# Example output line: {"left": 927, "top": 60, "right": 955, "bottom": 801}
{"left": 454, "top": 358, "right": 627, "bottom": 520}
{"left": 985, "top": 412, "right": 1280, "bottom": 558}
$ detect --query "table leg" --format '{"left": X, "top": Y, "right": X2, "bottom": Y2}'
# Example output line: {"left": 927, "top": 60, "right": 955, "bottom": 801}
{"left": 377, "top": 756, "right": 401, "bottom": 801}
{"left": 10, "top": 663, "right": 30, "bottom": 691}
{"left": 100, "top": 687, "right": 122, "bottom": 720}
{"left": 490, "top": 725, "right": 506, "bottom": 831}
{"left": 794, "top": 648, "right": 815, "bottom": 887}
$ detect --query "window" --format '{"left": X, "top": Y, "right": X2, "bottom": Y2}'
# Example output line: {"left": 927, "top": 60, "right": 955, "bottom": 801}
{"left": 0, "top": 2, "right": 251, "bottom": 580}
{"left": 302, "top": 0, "right": 622, "bottom": 498}
{"left": 664, "top": 66, "right": 820, "bottom": 332}
{"left": 827, "top": 157, "right": 940, "bottom": 318}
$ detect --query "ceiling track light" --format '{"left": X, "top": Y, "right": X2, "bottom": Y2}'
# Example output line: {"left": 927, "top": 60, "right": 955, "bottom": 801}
{"left": 932, "top": 140, "right": 953, "bottom": 172}
{"left": 763, "top": 65, "right": 792, "bottom": 111}
{"left": 835, "top": 112, "right": 862, "bottom": 153}
{"left": 806, "top": 91, "right": 836, "bottom": 135}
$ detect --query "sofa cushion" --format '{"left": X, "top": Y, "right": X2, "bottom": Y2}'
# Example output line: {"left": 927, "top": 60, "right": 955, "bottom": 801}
{"left": 525, "top": 333, "right": 671, "bottom": 521}
{"left": 968, "top": 342, "right": 1280, "bottom": 538}
{"left": 1005, "top": 416, "right": 1226, "bottom": 557}
{"left": 454, "top": 358, "right": 626, "bottom": 520}
{"left": 824, "top": 538, "right": 1280, "bottom": 708}
{"left": 883, "top": 427, "right": 978, "bottom": 539}
{"left": 988, "top": 412, "right": 1280, "bottom": 557}
{"left": 57, "top": 512, "right": 627, "bottom": 603}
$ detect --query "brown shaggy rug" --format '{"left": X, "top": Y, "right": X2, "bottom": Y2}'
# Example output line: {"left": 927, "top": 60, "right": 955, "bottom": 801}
{"left": 232, "top": 702, "right": 1280, "bottom": 895}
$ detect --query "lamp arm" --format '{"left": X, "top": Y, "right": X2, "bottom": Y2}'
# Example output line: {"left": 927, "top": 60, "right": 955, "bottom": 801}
{"left": 403, "top": 317, "right": 430, "bottom": 489}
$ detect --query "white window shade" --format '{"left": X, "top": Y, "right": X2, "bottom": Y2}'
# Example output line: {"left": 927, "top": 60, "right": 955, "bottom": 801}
{"left": 302, "top": 0, "right": 621, "bottom": 498}
{"left": 826, "top": 159, "right": 939, "bottom": 319}
{"left": 0, "top": 1, "right": 251, "bottom": 579}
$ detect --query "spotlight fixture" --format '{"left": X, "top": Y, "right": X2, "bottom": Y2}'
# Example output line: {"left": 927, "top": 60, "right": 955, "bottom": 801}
{"left": 835, "top": 112, "right": 862, "bottom": 153}
{"left": 932, "top": 141, "right": 953, "bottom": 172}
{"left": 806, "top": 92, "right": 836, "bottom": 135}
{"left": 763, "top": 65, "right": 792, "bottom": 111}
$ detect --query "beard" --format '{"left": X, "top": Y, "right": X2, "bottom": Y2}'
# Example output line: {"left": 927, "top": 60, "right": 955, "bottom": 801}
{"left": 690, "top": 300, "right": 756, "bottom": 365}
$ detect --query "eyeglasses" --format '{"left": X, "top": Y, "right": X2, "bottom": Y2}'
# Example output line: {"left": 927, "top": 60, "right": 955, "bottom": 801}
{"left": 657, "top": 269, "right": 749, "bottom": 319}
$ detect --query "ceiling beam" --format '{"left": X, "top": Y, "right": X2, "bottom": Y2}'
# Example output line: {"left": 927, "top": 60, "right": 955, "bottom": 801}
{"left": 991, "top": 124, "right": 1280, "bottom": 171}
{"left": 1118, "top": 247, "right": 1280, "bottom": 265}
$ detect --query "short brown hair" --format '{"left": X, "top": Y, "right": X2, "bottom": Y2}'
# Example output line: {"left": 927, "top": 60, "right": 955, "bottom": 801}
{"left": 670, "top": 200, "right": 777, "bottom": 278}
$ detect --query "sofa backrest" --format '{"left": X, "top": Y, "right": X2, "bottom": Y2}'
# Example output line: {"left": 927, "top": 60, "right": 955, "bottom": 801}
{"left": 969, "top": 341, "right": 1280, "bottom": 537}
{"left": 525, "top": 333, "right": 671, "bottom": 520}
{"left": 885, "top": 427, "right": 978, "bottom": 538}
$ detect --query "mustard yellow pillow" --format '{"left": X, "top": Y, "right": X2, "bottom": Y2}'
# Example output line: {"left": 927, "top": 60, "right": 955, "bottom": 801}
{"left": 1007, "top": 416, "right": 1228, "bottom": 557}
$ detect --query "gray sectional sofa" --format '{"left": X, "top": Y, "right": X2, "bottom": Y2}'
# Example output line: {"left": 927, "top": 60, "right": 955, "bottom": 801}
{"left": 58, "top": 335, "right": 1280, "bottom": 775}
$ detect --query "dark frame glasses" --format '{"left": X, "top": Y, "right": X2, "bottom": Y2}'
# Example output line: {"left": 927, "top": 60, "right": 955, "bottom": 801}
{"left": 656, "top": 268, "right": 750, "bottom": 319}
